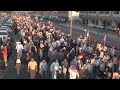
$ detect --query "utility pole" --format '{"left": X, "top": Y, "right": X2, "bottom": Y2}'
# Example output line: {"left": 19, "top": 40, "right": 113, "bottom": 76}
{"left": 37, "top": 11, "right": 38, "bottom": 17}
{"left": 70, "top": 11, "right": 72, "bottom": 36}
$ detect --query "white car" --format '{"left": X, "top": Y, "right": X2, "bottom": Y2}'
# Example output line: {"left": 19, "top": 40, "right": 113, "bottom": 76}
{"left": 0, "top": 30, "right": 9, "bottom": 44}
{"left": 0, "top": 26, "right": 9, "bottom": 31}
{"left": 87, "top": 23, "right": 96, "bottom": 28}
{"left": 96, "top": 25, "right": 105, "bottom": 29}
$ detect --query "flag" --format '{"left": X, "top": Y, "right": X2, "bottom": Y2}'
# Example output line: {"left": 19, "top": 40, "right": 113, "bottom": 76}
{"left": 87, "top": 31, "right": 89, "bottom": 37}
{"left": 101, "top": 35, "right": 106, "bottom": 45}
{"left": 104, "top": 35, "right": 106, "bottom": 45}
{"left": 104, "top": 35, "right": 106, "bottom": 43}
{"left": 85, "top": 31, "right": 90, "bottom": 40}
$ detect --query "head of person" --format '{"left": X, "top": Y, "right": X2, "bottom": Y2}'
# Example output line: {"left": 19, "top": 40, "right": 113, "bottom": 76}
{"left": 42, "top": 58, "right": 46, "bottom": 63}
{"left": 4, "top": 44, "right": 7, "bottom": 48}
{"left": 19, "top": 42, "right": 21, "bottom": 45}
{"left": 109, "top": 60, "right": 112, "bottom": 63}
{"left": 16, "top": 53, "right": 20, "bottom": 59}
{"left": 64, "top": 58, "right": 67, "bottom": 61}
{"left": 30, "top": 58, "right": 34, "bottom": 62}
{"left": 73, "top": 57, "right": 76, "bottom": 62}
{"left": 55, "top": 59, "right": 58, "bottom": 63}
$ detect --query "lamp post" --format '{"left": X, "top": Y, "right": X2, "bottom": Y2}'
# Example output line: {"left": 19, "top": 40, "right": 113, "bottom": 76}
{"left": 70, "top": 11, "right": 72, "bottom": 36}
{"left": 37, "top": 11, "right": 38, "bottom": 17}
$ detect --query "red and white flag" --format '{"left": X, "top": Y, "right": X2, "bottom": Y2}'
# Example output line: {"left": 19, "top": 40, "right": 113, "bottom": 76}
{"left": 87, "top": 31, "right": 89, "bottom": 37}
{"left": 101, "top": 34, "right": 106, "bottom": 45}
{"left": 85, "top": 31, "right": 90, "bottom": 40}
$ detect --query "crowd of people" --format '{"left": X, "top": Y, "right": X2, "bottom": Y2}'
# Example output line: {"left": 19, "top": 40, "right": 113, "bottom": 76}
{"left": 0, "top": 23, "right": 13, "bottom": 71}
{"left": 1, "top": 14, "right": 120, "bottom": 79}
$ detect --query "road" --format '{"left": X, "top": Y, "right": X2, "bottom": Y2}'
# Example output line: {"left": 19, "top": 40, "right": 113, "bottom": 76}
{"left": 53, "top": 22, "right": 120, "bottom": 50}
{"left": 1, "top": 19, "right": 120, "bottom": 79}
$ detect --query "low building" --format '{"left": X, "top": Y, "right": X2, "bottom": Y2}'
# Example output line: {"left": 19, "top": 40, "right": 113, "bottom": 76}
{"left": 79, "top": 11, "right": 120, "bottom": 28}
{"left": 58, "top": 11, "right": 79, "bottom": 20}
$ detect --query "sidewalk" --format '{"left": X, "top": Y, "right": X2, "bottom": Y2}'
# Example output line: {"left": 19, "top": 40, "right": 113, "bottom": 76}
{"left": 62, "top": 23, "right": 120, "bottom": 40}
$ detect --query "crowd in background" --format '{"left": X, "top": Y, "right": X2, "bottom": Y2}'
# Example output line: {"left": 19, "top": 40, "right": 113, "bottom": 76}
{"left": 1, "top": 14, "right": 120, "bottom": 79}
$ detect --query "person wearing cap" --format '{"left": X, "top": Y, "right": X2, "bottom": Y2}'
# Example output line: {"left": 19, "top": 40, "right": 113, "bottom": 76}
{"left": 28, "top": 58, "right": 37, "bottom": 79}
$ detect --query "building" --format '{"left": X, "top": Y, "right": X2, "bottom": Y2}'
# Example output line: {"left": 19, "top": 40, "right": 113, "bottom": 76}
{"left": 58, "top": 11, "right": 69, "bottom": 18}
{"left": 79, "top": 11, "right": 120, "bottom": 28}
{"left": 58, "top": 11, "right": 79, "bottom": 20}
{"left": 29, "top": 11, "right": 58, "bottom": 17}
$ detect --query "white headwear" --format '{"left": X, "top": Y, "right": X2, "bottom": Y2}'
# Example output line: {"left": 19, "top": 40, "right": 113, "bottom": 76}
{"left": 54, "top": 66, "right": 58, "bottom": 71}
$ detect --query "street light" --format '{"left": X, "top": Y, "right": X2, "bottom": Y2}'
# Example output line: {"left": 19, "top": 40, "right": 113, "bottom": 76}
{"left": 70, "top": 11, "right": 72, "bottom": 36}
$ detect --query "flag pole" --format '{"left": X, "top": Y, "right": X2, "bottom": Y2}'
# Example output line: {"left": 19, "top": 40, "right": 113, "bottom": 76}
{"left": 104, "top": 34, "right": 106, "bottom": 46}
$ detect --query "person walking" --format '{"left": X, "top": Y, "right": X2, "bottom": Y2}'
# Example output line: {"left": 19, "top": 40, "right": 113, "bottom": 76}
{"left": 50, "top": 59, "right": 59, "bottom": 79}
{"left": 39, "top": 59, "right": 48, "bottom": 79}
{"left": 2, "top": 45, "right": 8, "bottom": 67}
{"left": 15, "top": 54, "right": 21, "bottom": 78}
{"left": 28, "top": 58, "right": 37, "bottom": 79}
{"left": 16, "top": 42, "right": 24, "bottom": 58}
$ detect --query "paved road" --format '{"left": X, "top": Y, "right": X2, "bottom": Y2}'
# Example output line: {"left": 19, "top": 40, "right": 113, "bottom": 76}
{"left": 53, "top": 22, "right": 120, "bottom": 50}
{"left": 1, "top": 19, "right": 120, "bottom": 79}
{"left": 1, "top": 34, "right": 51, "bottom": 79}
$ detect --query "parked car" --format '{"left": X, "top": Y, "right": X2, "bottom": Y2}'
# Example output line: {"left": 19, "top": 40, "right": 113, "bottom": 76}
{"left": 0, "top": 30, "right": 9, "bottom": 44}
{"left": 0, "top": 26, "right": 9, "bottom": 31}
{"left": 3, "top": 23, "right": 12, "bottom": 27}
{"left": 96, "top": 24, "right": 105, "bottom": 29}
{"left": 87, "top": 23, "right": 96, "bottom": 28}
{"left": 105, "top": 26, "right": 116, "bottom": 31}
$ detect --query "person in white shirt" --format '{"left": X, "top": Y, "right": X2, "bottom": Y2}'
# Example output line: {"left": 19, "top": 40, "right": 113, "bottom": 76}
{"left": 15, "top": 54, "right": 21, "bottom": 78}
{"left": 39, "top": 59, "right": 48, "bottom": 79}
{"left": 16, "top": 42, "right": 24, "bottom": 58}
{"left": 50, "top": 59, "right": 59, "bottom": 79}
{"left": 60, "top": 36, "right": 65, "bottom": 44}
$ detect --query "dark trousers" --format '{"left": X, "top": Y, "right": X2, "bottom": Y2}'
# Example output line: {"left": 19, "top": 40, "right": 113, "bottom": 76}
{"left": 88, "top": 72, "right": 94, "bottom": 79}
{"left": 30, "top": 70, "right": 36, "bottom": 79}
{"left": 16, "top": 63, "right": 21, "bottom": 76}
{"left": 114, "top": 64, "right": 117, "bottom": 72}
{"left": 41, "top": 71, "right": 47, "bottom": 79}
